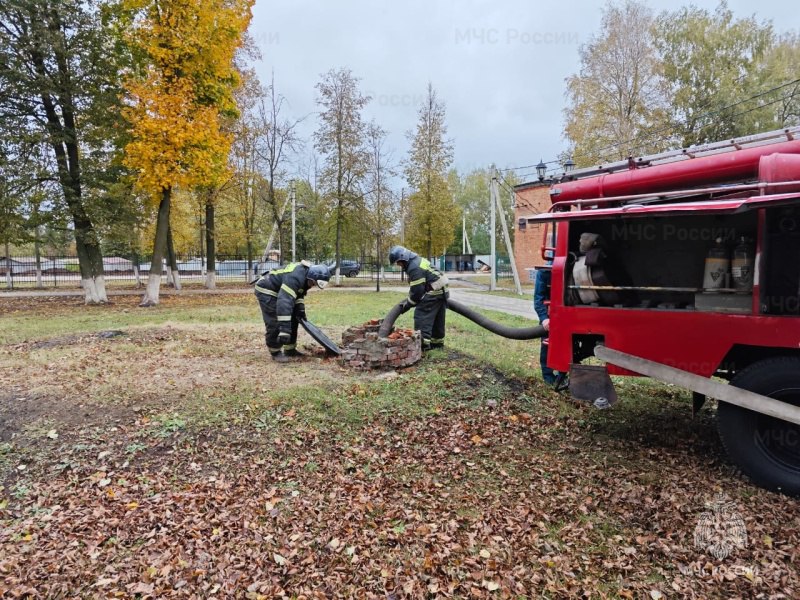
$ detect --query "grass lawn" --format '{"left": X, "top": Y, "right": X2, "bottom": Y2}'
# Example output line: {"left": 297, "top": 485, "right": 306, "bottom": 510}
{"left": 0, "top": 292, "right": 797, "bottom": 598}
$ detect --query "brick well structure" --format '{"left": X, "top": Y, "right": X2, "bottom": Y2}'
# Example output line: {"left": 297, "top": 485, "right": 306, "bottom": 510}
{"left": 340, "top": 321, "right": 422, "bottom": 369}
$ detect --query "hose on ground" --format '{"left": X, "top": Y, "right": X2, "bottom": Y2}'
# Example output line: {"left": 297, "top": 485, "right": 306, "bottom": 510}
{"left": 377, "top": 297, "right": 547, "bottom": 340}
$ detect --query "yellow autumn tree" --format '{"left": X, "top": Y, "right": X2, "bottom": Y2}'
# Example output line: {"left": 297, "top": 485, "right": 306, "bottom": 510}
{"left": 121, "top": 0, "right": 252, "bottom": 305}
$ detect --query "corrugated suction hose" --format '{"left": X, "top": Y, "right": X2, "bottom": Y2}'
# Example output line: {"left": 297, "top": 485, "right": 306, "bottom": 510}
{"left": 377, "top": 298, "right": 547, "bottom": 340}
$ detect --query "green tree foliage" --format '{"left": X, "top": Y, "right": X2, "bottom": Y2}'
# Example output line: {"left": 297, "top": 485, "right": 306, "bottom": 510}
{"left": 446, "top": 167, "right": 517, "bottom": 256}
{"left": 564, "top": 0, "right": 668, "bottom": 166}
{"left": 294, "top": 175, "right": 331, "bottom": 261}
{"left": 764, "top": 33, "right": 800, "bottom": 127}
{"left": 0, "top": 0, "right": 123, "bottom": 302}
{"left": 405, "top": 83, "right": 458, "bottom": 257}
{"left": 564, "top": 1, "right": 800, "bottom": 161}
{"left": 314, "top": 68, "right": 370, "bottom": 281}
{"left": 364, "top": 123, "right": 396, "bottom": 268}
{"left": 655, "top": 1, "right": 776, "bottom": 146}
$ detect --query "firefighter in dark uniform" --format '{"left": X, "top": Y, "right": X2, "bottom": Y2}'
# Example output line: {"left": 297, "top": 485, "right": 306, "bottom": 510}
{"left": 389, "top": 245, "right": 449, "bottom": 350}
{"left": 533, "top": 259, "right": 556, "bottom": 385}
{"left": 254, "top": 261, "right": 331, "bottom": 362}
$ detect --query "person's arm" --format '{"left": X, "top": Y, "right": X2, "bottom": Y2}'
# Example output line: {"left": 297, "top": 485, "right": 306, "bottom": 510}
{"left": 293, "top": 293, "right": 306, "bottom": 320}
{"left": 406, "top": 262, "right": 427, "bottom": 306}
{"left": 276, "top": 268, "right": 305, "bottom": 332}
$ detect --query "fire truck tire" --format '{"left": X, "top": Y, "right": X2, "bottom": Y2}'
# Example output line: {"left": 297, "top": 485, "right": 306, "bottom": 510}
{"left": 718, "top": 357, "right": 800, "bottom": 496}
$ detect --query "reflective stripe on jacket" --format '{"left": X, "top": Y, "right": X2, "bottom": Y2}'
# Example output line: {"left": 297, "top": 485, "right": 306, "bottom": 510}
{"left": 404, "top": 257, "right": 447, "bottom": 305}
{"left": 254, "top": 263, "right": 308, "bottom": 329}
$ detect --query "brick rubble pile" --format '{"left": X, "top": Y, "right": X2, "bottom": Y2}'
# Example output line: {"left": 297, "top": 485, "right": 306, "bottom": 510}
{"left": 340, "top": 319, "right": 422, "bottom": 369}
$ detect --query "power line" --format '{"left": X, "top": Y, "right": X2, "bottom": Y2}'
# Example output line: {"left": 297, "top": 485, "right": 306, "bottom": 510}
{"left": 586, "top": 78, "right": 800, "bottom": 165}
{"left": 500, "top": 77, "right": 800, "bottom": 175}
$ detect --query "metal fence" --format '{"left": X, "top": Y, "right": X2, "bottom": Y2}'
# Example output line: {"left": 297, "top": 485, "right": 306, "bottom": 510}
{"left": 1, "top": 254, "right": 514, "bottom": 290}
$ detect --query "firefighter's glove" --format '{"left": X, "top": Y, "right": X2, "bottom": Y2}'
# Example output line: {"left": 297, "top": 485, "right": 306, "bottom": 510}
{"left": 277, "top": 331, "right": 292, "bottom": 344}
{"left": 399, "top": 300, "right": 413, "bottom": 314}
{"left": 293, "top": 304, "right": 307, "bottom": 321}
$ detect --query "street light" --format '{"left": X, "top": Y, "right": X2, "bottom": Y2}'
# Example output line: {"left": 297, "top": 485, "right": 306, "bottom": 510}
{"left": 536, "top": 159, "right": 547, "bottom": 181}
{"left": 564, "top": 157, "right": 575, "bottom": 173}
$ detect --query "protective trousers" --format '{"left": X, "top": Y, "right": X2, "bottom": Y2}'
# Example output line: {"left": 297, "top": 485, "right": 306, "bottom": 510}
{"left": 414, "top": 293, "right": 447, "bottom": 349}
{"left": 256, "top": 292, "right": 299, "bottom": 354}
{"left": 540, "top": 337, "right": 556, "bottom": 385}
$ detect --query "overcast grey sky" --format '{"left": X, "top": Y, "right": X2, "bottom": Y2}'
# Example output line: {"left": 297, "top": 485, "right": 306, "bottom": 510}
{"left": 249, "top": 0, "right": 800, "bottom": 184}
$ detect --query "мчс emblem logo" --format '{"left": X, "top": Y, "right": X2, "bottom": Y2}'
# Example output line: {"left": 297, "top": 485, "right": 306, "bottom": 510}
{"left": 693, "top": 495, "right": 748, "bottom": 560}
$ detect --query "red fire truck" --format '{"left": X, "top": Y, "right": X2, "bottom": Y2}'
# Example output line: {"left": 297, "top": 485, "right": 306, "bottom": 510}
{"left": 528, "top": 127, "right": 800, "bottom": 496}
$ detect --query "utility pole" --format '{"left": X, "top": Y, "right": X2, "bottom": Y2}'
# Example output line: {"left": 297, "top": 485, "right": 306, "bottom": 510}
{"left": 462, "top": 211, "right": 466, "bottom": 254}
{"left": 399, "top": 188, "right": 406, "bottom": 283}
{"left": 400, "top": 188, "right": 406, "bottom": 244}
{"left": 261, "top": 195, "right": 291, "bottom": 265}
{"left": 291, "top": 180, "right": 297, "bottom": 263}
{"left": 490, "top": 176, "right": 497, "bottom": 291}
{"left": 494, "top": 169, "right": 523, "bottom": 295}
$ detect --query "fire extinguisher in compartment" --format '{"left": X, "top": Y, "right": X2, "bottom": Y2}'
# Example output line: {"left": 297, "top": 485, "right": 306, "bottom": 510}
{"left": 702, "top": 237, "right": 729, "bottom": 290}
{"left": 732, "top": 236, "right": 755, "bottom": 293}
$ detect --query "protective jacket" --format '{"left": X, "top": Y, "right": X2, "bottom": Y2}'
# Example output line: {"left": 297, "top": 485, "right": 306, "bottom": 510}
{"left": 405, "top": 256, "right": 448, "bottom": 306}
{"left": 254, "top": 262, "right": 308, "bottom": 333}
{"left": 533, "top": 268, "right": 551, "bottom": 323}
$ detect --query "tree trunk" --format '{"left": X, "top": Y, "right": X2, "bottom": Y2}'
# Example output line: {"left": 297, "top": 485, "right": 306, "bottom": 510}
{"left": 4, "top": 241, "right": 10, "bottom": 290}
{"left": 133, "top": 251, "right": 142, "bottom": 288}
{"left": 167, "top": 225, "right": 181, "bottom": 291}
{"left": 246, "top": 237, "right": 253, "bottom": 282}
{"left": 334, "top": 199, "right": 342, "bottom": 285}
{"left": 141, "top": 188, "right": 171, "bottom": 306}
{"left": 33, "top": 60, "right": 107, "bottom": 303}
{"left": 34, "top": 233, "right": 43, "bottom": 288}
{"left": 205, "top": 199, "right": 216, "bottom": 289}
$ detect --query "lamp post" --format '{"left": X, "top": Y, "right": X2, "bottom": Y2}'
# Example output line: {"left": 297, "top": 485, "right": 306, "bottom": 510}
{"left": 372, "top": 228, "right": 382, "bottom": 293}
{"left": 536, "top": 159, "right": 547, "bottom": 181}
{"left": 290, "top": 181, "right": 297, "bottom": 262}
{"left": 564, "top": 157, "right": 575, "bottom": 174}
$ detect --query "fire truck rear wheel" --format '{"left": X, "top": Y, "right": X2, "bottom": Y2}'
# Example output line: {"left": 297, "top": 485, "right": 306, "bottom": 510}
{"left": 718, "top": 356, "right": 800, "bottom": 496}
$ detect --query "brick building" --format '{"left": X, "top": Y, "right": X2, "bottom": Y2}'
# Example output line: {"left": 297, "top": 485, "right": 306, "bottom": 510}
{"left": 512, "top": 181, "right": 552, "bottom": 282}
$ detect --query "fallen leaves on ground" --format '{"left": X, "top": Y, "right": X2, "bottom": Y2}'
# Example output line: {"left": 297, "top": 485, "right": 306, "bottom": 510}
{"left": 0, "top": 295, "right": 797, "bottom": 598}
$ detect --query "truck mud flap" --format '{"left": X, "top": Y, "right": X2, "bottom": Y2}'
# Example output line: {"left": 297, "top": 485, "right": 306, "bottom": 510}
{"left": 569, "top": 363, "right": 618, "bottom": 409}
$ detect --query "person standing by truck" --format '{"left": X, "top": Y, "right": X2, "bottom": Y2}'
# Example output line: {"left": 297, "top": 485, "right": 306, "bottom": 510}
{"left": 533, "top": 260, "right": 556, "bottom": 385}
{"left": 254, "top": 261, "right": 331, "bottom": 362}
{"left": 389, "top": 245, "right": 449, "bottom": 351}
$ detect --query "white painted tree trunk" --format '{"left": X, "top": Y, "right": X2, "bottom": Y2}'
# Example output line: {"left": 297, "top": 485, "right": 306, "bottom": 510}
{"left": 205, "top": 270, "right": 216, "bottom": 289}
{"left": 335, "top": 266, "right": 341, "bottom": 286}
{"left": 4, "top": 271, "right": 10, "bottom": 290}
{"left": 165, "top": 265, "right": 175, "bottom": 286}
{"left": 35, "top": 269, "right": 43, "bottom": 288}
{"left": 82, "top": 275, "right": 108, "bottom": 304}
{"left": 133, "top": 264, "right": 142, "bottom": 288}
{"left": 141, "top": 273, "right": 161, "bottom": 306}
{"left": 172, "top": 270, "right": 182, "bottom": 291}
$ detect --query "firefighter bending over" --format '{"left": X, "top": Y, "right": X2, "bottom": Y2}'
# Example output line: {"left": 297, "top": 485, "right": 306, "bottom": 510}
{"left": 254, "top": 261, "right": 331, "bottom": 363}
{"left": 389, "top": 245, "right": 449, "bottom": 351}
